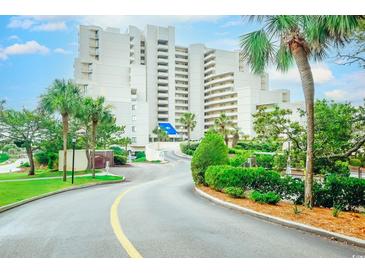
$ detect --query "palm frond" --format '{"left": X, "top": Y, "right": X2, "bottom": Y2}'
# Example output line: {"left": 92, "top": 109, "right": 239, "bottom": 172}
{"left": 275, "top": 44, "right": 294, "bottom": 72}
{"left": 240, "top": 29, "right": 275, "bottom": 74}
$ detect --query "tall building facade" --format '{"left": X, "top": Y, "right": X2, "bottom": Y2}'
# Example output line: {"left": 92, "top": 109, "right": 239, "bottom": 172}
{"left": 74, "top": 24, "right": 293, "bottom": 146}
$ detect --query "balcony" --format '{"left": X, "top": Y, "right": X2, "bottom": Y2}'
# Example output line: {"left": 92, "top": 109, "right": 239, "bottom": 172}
{"left": 158, "top": 93, "right": 169, "bottom": 99}
{"left": 158, "top": 106, "right": 169, "bottom": 112}
{"left": 158, "top": 78, "right": 169, "bottom": 85}
{"left": 158, "top": 44, "right": 169, "bottom": 51}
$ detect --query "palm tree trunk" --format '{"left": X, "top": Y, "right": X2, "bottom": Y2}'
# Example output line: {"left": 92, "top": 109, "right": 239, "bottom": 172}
{"left": 62, "top": 113, "right": 69, "bottom": 182}
{"left": 85, "top": 142, "right": 91, "bottom": 170}
{"left": 91, "top": 120, "right": 97, "bottom": 178}
{"left": 291, "top": 43, "right": 315, "bottom": 208}
{"left": 187, "top": 127, "right": 191, "bottom": 143}
{"left": 26, "top": 146, "right": 35, "bottom": 176}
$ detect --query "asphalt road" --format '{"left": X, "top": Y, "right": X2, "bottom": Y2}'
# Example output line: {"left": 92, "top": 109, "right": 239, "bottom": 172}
{"left": 0, "top": 151, "right": 364, "bottom": 258}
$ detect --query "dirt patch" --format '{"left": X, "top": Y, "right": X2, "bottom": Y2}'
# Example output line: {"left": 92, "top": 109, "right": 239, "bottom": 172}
{"left": 198, "top": 185, "right": 365, "bottom": 240}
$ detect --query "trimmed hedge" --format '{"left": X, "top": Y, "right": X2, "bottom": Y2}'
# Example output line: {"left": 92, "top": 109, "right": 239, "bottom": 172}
{"left": 0, "top": 153, "right": 9, "bottom": 163}
{"left": 204, "top": 165, "right": 365, "bottom": 209}
{"left": 191, "top": 133, "right": 228, "bottom": 184}
{"left": 223, "top": 187, "right": 244, "bottom": 198}
{"left": 114, "top": 154, "right": 127, "bottom": 165}
{"left": 250, "top": 191, "right": 281, "bottom": 205}
{"left": 180, "top": 141, "right": 200, "bottom": 156}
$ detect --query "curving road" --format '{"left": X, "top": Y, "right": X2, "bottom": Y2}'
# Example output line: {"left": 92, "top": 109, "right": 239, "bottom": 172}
{"left": 0, "top": 151, "right": 364, "bottom": 258}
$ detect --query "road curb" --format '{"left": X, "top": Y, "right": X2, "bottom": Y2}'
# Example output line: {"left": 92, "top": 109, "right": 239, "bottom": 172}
{"left": 172, "top": 150, "right": 192, "bottom": 160}
{"left": 0, "top": 178, "right": 125, "bottom": 214}
{"left": 194, "top": 186, "right": 365, "bottom": 249}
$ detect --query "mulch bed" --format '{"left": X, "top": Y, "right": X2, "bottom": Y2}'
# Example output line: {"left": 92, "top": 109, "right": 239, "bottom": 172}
{"left": 199, "top": 185, "right": 365, "bottom": 240}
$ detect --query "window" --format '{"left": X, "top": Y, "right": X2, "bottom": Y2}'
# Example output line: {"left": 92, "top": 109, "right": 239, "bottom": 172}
{"left": 132, "top": 126, "right": 136, "bottom": 132}
{"left": 132, "top": 115, "right": 137, "bottom": 121}
{"left": 132, "top": 104, "right": 136, "bottom": 110}
{"left": 132, "top": 137, "right": 137, "bottom": 143}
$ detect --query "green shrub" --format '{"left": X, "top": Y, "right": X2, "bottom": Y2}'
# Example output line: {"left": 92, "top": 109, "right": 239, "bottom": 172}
{"left": 35, "top": 151, "right": 58, "bottom": 169}
{"left": 250, "top": 191, "right": 281, "bottom": 205}
{"left": 0, "top": 153, "right": 9, "bottom": 163}
{"left": 314, "top": 174, "right": 365, "bottom": 210}
{"left": 235, "top": 140, "right": 279, "bottom": 152}
{"left": 205, "top": 165, "right": 245, "bottom": 190}
{"left": 223, "top": 187, "right": 244, "bottom": 198}
{"left": 114, "top": 154, "right": 127, "bottom": 165}
{"left": 135, "top": 151, "right": 146, "bottom": 159}
{"left": 110, "top": 145, "right": 126, "bottom": 156}
{"left": 191, "top": 133, "right": 228, "bottom": 185}
{"left": 229, "top": 154, "right": 248, "bottom": 167}
{"left": 255, "top": 154, "right": 274, "bottom": 169}
{"left": 349, "top": 158, "right": 362, "bottom": 167}
{"left": 332, "top": 204, "right": 343, "bottom": 217}
{"left": 133, "top": 156, "right": 146, "bottom": 162}
{"left": 273, "top": 153, "right": 287, "bottom": 171}
{"left": 180, "top": 141, "right": 200, "bottom": 156}
{"left": 19, "top": 162, "right": 30, "bottom": 168}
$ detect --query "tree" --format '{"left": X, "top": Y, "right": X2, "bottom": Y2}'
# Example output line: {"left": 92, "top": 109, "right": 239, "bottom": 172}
{"left": 231, "top": 127, "right": 241, "bottom": 148}
{"left": 117, "top": 137, "right": 132, "bottom": 152}
{"left": 179, "top": 112, "right": 197, "bottom": 142}
{"left": 153, "top": 126, "right": 168, "bottom": 150}
{"left": 253, "top": 100, "right": 365, "bottom": 173}
{"left": 40, "top": 79, "right": 81, "bottom": 181}
{"left": 0, "top": 107, "right": 55, "bottom": 175}
{"left": 337, "top": 19, "right": 365, "bottom": 68}
{"left": 240, "top": 15, "right": 363, "bottom": 207}
{"left": 214, "top": 113, "right": 233, "bottom": 146}
{"left": 82, "top": 96, "right": 112, "bottom": 178}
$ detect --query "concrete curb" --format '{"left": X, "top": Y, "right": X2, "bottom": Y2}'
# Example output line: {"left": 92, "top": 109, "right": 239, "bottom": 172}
{"left": 172, "top": 150, "right": 192, "bottom": 160}
{"left": 0, "top": 178, "right": 125, "bottom": 214}
{"left": 194, "top": 186, "right": 365, "bottom": 249}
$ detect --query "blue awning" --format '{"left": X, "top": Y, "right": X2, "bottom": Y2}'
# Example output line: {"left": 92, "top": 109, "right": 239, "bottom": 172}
{"left": 159, "top": 123, "right": 178, "bottom": 135}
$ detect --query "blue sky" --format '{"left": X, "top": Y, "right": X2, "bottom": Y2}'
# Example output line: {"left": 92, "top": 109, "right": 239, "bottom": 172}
{"left": 0, "top": 15, "right": 364, "bottom": 110}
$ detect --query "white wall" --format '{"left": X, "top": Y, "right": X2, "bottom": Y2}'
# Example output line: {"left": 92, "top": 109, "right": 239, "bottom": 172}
{"left": 58, "top": 150, "right": 88, "bottom": 171}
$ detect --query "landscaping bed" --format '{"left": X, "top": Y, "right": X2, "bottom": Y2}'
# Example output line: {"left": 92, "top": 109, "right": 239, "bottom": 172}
{"left": 0, "top": 175, "right": 123, "bottom": 207}
{"left": 198, "top": 185, "right": 365, "bottom": 240}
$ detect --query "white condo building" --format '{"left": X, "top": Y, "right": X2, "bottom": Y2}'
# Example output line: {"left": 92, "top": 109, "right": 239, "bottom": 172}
{"left": 74, "top": 24, "right": 297, "bottom": 147}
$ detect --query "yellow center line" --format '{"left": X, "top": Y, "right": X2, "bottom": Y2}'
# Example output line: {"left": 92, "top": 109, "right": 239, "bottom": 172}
{"left": 110, "top": 188, "right": 143, "bottom": 258}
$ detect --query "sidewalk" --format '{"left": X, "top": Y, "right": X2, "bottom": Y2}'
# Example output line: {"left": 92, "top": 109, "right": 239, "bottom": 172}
{"left": 0, "top": 172, "right": 117, "bottom": 183}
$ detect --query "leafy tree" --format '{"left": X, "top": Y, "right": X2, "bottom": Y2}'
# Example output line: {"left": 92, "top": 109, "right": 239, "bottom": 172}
{"left": 117, "top": 137, "right": 132, "bottom": 152}
{"left": 153, "top": 126, "right": 168, "bottom": 150}
{"left": 337, "top": 19, "right": 365, "bottom": 68}
{"left": 214, "top": 113, "right": 233, "bottom": 146}
{"left": 0, "top": 108, "right": 55, "bottom": 175}
{"left": 179, "top": 112, "right": 197, "bottom": 142}
{"left": 40, "top": 79, "right": 81, "bottom": 181}
{"left": 240, "top": 15, "right": 363, "bottom": 207}
{"left": 253, "top": 100, "right": 365, "bottom": 174}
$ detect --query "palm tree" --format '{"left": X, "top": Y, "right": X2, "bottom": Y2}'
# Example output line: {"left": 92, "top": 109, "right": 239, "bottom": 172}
{"left": 231, "top": 127, "right": 241, "bottom": 148}
{"left": 179, "top": 112, "right": 197, "bottom": 142}
{"left": 214, "top": 113, "right": 233, "bottom": 146}
{"left": 83, "top": 96, "right": 112, "bottom": 178}
{"left": 153, "top": 126, "right": 168, "bottom": 150}
{"left": 240, "top": 16, "right": 363, "bottom": 207}
{"left": 40, "top": 79, "right": 81, "bottom": 181}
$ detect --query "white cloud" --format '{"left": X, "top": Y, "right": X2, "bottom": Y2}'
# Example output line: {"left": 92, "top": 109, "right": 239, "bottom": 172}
{"left": 8, "top": 35, "right": 21, "bottom": 41}
{"left": 54, "top": 48, "right": 71, "bottom": 55}
{"left": 80, "top": 15, "right": 223, "bottom": 30}
{"left": 7, "top": 18, "right": 35, "bottom": 29}
{"left": 206, "top": 38, "right": 239, "bottom": 51}
{"left": 325, "top": 89, "right": 365, "bottom": 102}
{"left": 269, "top": 63, "right": 334, "bottom": 85}
{"left": 0, "top": 41, "right": 49, "bottom": 60}
{"left": 7, "top": 16, "right": 68, "bottom": 32}
{"left": 221, "top": 18, "right": 243, "bottom": 28}
{"left": 32, "top": 22, "right": 67, "bottom": 32}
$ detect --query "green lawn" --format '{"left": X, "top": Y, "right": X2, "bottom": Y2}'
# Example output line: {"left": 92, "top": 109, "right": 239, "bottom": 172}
{"left": 0, "top": 175, "right": 123, "bottom": 207}
{"left": 0, "top": 169, "right": 101, "bottom": 181}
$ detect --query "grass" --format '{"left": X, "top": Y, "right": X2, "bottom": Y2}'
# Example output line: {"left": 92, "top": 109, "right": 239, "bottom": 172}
{"left": 0, "top": 153, "right": 10, "bottom": 164}
{"left": 0, "top": 175, "right": 123, "bottom": 207}
{"left": 0, "top": 169, "right": 101, "bottom": 181}
{"left": 133, "top": 157, "right": 161, "bottom": 163}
